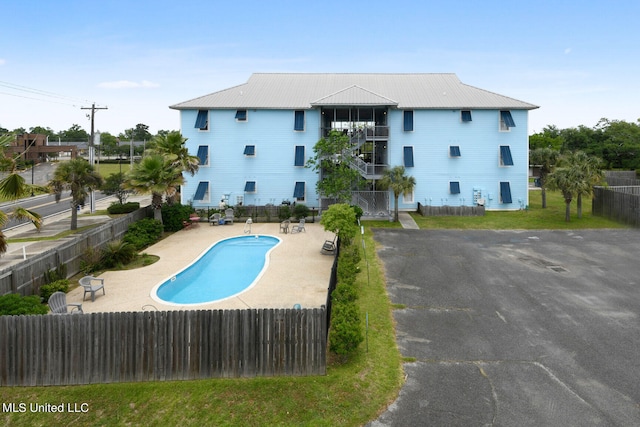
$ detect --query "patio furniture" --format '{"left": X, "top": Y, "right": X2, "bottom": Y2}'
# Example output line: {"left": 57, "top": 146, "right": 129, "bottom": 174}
{"left": 224, "top": 208, "right": 234, "bottom": 224}
{"left": 321, "top": 235, "right": 337, "bottom": 255}
{"left": 79, "top": 276, "right": 106, "bottom": 302}
{"left": 189, "top": 215, "right": 200, "bottom": 226}
{"left": 280, "top": 220, "right": 290, "bottom": 234}
{"left": 49, "top": 291, "right": 83, "bottom": 314}
{"left": 290, "top": 219, "right": 306, "bottom": 233}
{"left": 209, "top": 213, "right": 221, "bottom": 226}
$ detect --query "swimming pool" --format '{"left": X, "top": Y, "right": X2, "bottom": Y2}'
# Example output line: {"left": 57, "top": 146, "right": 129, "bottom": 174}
{"left": 152, "top": 235, "right": 281, "bottom": 305}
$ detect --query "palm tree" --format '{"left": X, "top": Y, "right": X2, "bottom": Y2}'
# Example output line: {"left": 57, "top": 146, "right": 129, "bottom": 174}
{"left": 378, "top": 166, "right": 416, "bottom": 222}
{"left": 529, "top": 147, "right": 559, "bottom": 208}
{"left": 50, "top": 159, "right": 104, "bottom": 230}
{"left": 569, "top": 151, "right": 603, "bottom": 218}
{"left": 145, "top": 131, "right": 199, "bottom": 204}
{"left": 147, "top": 131, "right": 200, "bottom": 177}
{"left": 546, "top": 166, "right": 580, "bottom": 222}
{"left": 0, "top": 133, "right": 45, "bottom": 254}
{"left": 123, "top": 154, "right": 184, "bottom": 222}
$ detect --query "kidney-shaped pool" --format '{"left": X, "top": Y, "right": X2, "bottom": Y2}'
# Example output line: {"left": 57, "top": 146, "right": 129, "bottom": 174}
{"left": 152, "top": 235, "right": 281, "bottom": 305}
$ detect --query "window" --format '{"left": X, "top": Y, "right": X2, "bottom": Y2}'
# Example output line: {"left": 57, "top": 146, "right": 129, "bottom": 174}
{"left": 294, "top": 146, "right": 305, "bottom": 166}
{"left": 294, "top": 110, "right": 305, "bottom": 131}
{"left": 196, "top": 145, "right": 209, "bottom": 166}
{"left": 403, "top": 189, "right": 414, "bottom": 204}
{"left": 499, "top": 145, "right": 514, "bottom": 166}
{"left": 235, "top": 110, "right": 247, "bottom": 121}
{"left": 461, "top": 110, "right": 472, "bottom": 122}
{"left": 499, "top": 110, "right": 516, "bottom": 131}
{"left": 195, "top": 110, "right": 208, "bottom": 130}
{"left": 244, "top": 181, "right": 256, "bottom": 193}
{"left": 293, "top": 181, "right": 305, "bottom": 201}
{"left": 403, "top": 110, "right": 414, "bottom": 131}
{"left": 449, "top": 146, "right": 461, "bottom": 157}
{"left": 193, "top": 181, "right": 209, "bottom": 202}
{"left": 450, "top": 181, "right": 461, "bottom": 194}
{"left": 500, "top": 182, "right": 512, "bottom": 204}
{"left": 243, "top": 145, "right": 255, "bottom": 156}
{"left": 403, "top": 146, "right": 414, "bottom": 167}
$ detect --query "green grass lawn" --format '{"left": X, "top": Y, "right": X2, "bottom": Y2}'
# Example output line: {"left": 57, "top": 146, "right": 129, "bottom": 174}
{"left": 411, "top": 189, "right": 626, "bottom": 230}
{"left": 0, "top": 188, "right": 628, "bottom": 426}
{"left": 95, "top": 162, "right": 132, "bottom": 178}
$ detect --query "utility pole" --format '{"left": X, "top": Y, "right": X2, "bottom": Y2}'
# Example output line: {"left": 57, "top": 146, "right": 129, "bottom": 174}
{"left": 81, "top": 103, "right": 107, "bottom": 213}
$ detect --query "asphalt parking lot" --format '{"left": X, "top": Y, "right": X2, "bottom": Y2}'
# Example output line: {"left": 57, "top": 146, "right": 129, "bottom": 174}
{"left": 369, "top": 228, "right": 640, "bottom": 426}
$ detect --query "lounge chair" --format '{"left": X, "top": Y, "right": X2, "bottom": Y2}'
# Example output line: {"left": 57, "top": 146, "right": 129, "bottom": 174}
{"left": 224, "top": 208, "right": 234, "bottom": 224}
{"left": 290, "top": 218, "right": 306, "bottom": 233}
{"left": 79, "top": 276, "right": 105, "bottom": 302}
{"left": 209, "top": 213, "right": 221, "bottom": 226}
{"left": 321, "top": 235, "right": 337, "bottom": 255}
{"left": 280, "top": 219, "right": 290, "bottom": 234}
{"left": 49, "top": 291, "right": 83, "bottom": 314}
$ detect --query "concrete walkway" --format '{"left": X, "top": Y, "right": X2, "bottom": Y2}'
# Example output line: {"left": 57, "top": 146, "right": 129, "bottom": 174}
{"left": 398, "top": 212, "right": 419, "bottom": 229}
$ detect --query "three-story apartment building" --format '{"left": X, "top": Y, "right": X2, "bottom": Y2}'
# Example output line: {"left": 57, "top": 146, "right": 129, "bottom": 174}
{"left": 170, "top": 73, "right": 538, "bottom": 215}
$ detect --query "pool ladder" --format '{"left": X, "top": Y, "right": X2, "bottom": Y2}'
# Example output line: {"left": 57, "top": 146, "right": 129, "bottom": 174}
{"left": 244, "top": 218, "right": 252, "bottom": 234}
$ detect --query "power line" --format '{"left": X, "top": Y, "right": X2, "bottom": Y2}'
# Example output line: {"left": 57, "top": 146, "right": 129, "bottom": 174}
{"left": 0, "top": 80, "right": 93, "bottom": 106}
{"left": 0, "top": 90, "right": 82, "bottom": 107}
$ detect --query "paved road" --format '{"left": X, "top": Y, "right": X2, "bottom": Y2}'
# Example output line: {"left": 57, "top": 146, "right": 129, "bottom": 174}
{"left": 369, "top": 229, "right": 640, "bottom": 426}
{"left": 1, "top": 162, "right": 110, "bottom": 229}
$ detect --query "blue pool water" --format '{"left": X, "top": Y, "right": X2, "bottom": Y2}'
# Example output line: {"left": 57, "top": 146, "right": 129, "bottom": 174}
{"left": 153, "top": 235, "right": 280, "bottom": 305}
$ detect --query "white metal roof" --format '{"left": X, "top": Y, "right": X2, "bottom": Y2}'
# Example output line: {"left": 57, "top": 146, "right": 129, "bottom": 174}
{"left": 170, "top": 73, "right": 538, "bottom": 110}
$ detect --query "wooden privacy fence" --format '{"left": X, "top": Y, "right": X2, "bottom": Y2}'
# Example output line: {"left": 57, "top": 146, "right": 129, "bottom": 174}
{"left": 604, "top": 170, "right": 640, "bottom": 186}
{"left": 592, "top": 186, "right": 640, "bottom": 227}
{"left": 418, "top": 203, "right": 485, "bottom": 217}
{"left": 0, "top": 308, "right": 327, "bottom": 386}
{"left": 0, "top": 207, "right": 149, "bottom": 296}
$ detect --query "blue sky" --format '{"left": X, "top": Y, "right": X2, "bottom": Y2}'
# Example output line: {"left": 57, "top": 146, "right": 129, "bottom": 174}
{"left": 1, "top": 0, "right": 639, "bottom": 136}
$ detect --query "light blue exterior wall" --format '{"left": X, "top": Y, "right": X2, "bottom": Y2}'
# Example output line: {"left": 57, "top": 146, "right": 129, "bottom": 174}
{"left": 179, "top": 107, "right": 529, "bottom": 211}
{"left": 388, "top": 108, "right": 529, "bottom": 211}
{"left": 180, "top": 109, "right": 321, "bottom": 208}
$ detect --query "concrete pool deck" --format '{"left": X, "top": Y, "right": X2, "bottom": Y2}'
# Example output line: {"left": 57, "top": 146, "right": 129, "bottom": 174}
{"left": 66, "top": 220, "right": 336, "bottom": 313}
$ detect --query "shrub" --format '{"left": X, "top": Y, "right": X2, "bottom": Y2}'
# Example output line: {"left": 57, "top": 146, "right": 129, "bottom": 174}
{"left": 0, "top": 294, "right": 48, "bottom": 316}
{"left": 161, "top": 203, "right": 193, "bottom": 231}
{"left": 107, "top": 202, "right": 140, "bottom": 214}
{"left": 320, "top": 204, "right": 357, "bottom": 246}
{"left": 329, "top": 300, "right": 364, "bottom": 356}
{"left": 350, "top": 204, "right": 364, "bottom": 221}
{"left": 123, "top": 218, "right": 163, "bottom": 250}
{"left": 292, "top": 204, "right": 310, "bottom": 220}
{"left": 43, "top": 264, "right": 67, "bottom": 284}
{"left": 80, "top": 246, "right": 103, "bottom": 274}
{"left": 100, "top": 239, "right": 137, "bottom": 268}
{"left": 279, "top": 205, "right": 291, "bottom": 221}
{"left": 40, "top": 279, "right": 70, "bottom": 303}
{"left": 331, "top": 283, "right": 358, "bottom": 304}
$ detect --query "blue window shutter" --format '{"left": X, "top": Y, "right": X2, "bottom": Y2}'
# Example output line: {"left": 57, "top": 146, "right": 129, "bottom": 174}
{"left": 235, "top": 110, "right": 247, "bottom": 121}
{"left": 196, "top": 145, "right": 208, "bottom": 165}
{"left": 461, "top": 110, "right": 472, "bottom": 122}
{"left": 450, "top": 146, "right": 461, "bottom": 157}
{"left": 500, "top": 145, "right": 514, "bottom": 166}
{"left": 500, "top": 182, "right": 512, "bottom": 204}
{"left": 294, "top": 146, "right": 305, "bottom": 166}
{"left": 403, "top": 146, "right": 414, "bottom": 167}
{"left": 195, "top": 110, "right": 208, "bottom": 129}
{"left": 403, "top": 110, "right": 414, "bottom": 131}
{"left": 500, "top": 110, "right": 516, "bottom": 127}
{"left": 244, "top": 181, "right": 256, "bottom": 192}
{"left": 194, "top": 182, "right": 208, "bottom": 200}
{"left": 294, "top": 110, "right": 305, "bottom": 131}
{"left": 244, "top": 145, "right": 255, "bottom": 156}
{"left": 450, "top": 182, "right": 460, "bottom": 194}
{"left": 293, "top": 182, "right": 305, "bottom": 198}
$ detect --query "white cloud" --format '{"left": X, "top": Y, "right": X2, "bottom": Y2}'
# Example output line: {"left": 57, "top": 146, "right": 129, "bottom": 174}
{"left": 97, "top": 80, "right": 159, "bottom": 89}
{"left": 564, "top": 48, "right": 572, "bottom": 55}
